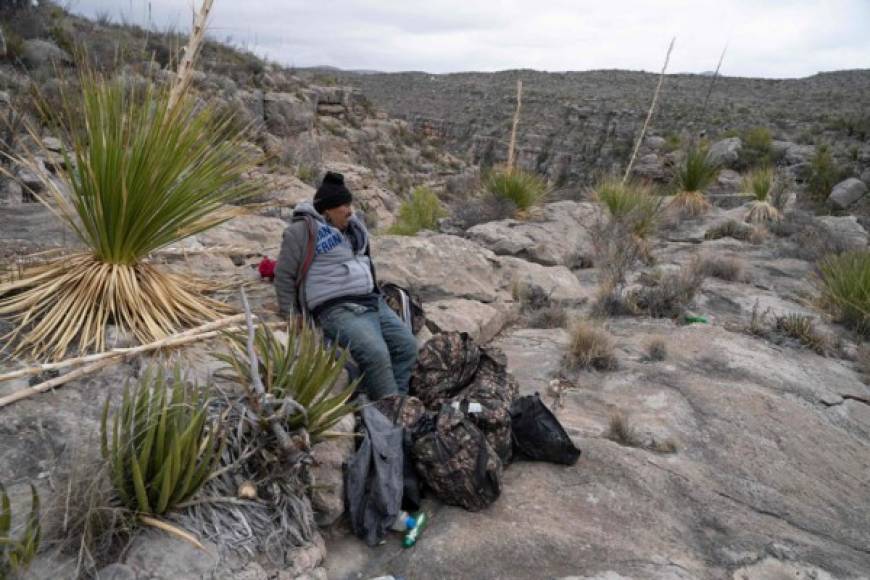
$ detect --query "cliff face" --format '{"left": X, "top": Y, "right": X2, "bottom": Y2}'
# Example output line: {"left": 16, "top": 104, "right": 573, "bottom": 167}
{"left": 322, "top": 68, "right": 870, "bottom": 186}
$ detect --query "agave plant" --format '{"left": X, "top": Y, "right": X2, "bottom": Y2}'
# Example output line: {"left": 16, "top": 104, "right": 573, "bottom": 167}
{"left": 100, "top": 367, "right": 222, "bottom": 515}
{"left": 217, "top": 323, "right": 357, "bottom": 441}
{"left": 670, "top": 147, "right": 718, "bottom": 217}
{"left": 485, "top": 168, "right": 549, "bottom": 212}
{"left": 0, "top": 483, "right": 41, "bottom": 578}
{"left": 0, "top": 55, "right": 260, "bottom": 360}
{"left": 743, "top": 167, "right": 783, "bottom": 224}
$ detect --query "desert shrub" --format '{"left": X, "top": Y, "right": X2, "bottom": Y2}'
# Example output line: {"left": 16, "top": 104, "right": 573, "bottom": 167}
{"left": 387, "top": 186, "right": 446, "bottom": 235}
{"left": 513, "top": 281, "right": 568, "bottom": 328}
{"left": 565, "top": 321, "right": 617, "bottom": 371}
{"left": 100, "top": 367, "right": 222, "bottom": 516}
{"left": 591, "top": 217, "right": 648, "bottom": 317}
{"left": 705, "top": 219, "right": 753, "bottom": 241}
{"left": 643, "top": 337, "right": 668, "bottom": 362}
{"left": 818, "top": 250, "right": 870, "bottom": 335}
{"left": 0, "top": 483, "right": 40, "bottom": 578}
{"left": 527, "top": 305, "right": 568, "bottom": 329}
{"left": 218, "top": 323, "right": 357, "bottom": 441}
{"left": 699, "top": 255, "right": 749, "bottom": 283}
{"left": 630, "top": 262, "right": 706, "bottom": 319}
{"left": 45, "top": 459, "right": 134, "bottom": 577}
{"left": 739, "top": 126, "right": 773, "bottom": 168}
{"left": 451, "top": 193, "right": 517, "bottom": 229}
{"left": 485, "top": 168, "right": 549, "bottom": 211}
{"left": 805, "top": 144, "right": 841, "bottom": 200}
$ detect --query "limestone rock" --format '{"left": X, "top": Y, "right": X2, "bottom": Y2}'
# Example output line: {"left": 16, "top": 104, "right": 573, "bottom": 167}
{"left": 196, "top": 214, "right": 288, "bottom": 254}
{"left": 372, "top": 234, "right": 503, "bottom": 302}
{"left": 20, "top": 39, "right": 72, "bottom": 69}
{"left": 423, "top": 298, "right": 515, "bottom": 344}
{"left": 495, "top": 256, "right": 591, "bottom": 305}
{"left": 816, "top": 215, "right": 868, "bottom": 248}
{"left": 310, "top": 414, "right": 355, "bottom": 527}
{"left": 126, "top": 532, "right": 220, "bottom": 579}
{"left": 466, "top": 201, "right": 603, "bottom": 267}
{"left": 264, "top": 92, "right": 316, "bottom": 137}
{"left": 827, "top": 177, "right": 868, "bottom": 210}
{"left": 707, "top": 137, "right": 742, "bottom": 168}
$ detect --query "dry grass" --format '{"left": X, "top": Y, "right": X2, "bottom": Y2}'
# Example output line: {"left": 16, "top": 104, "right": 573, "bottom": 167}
{"left": 775, "top": 313, "right": 831, "bottom": 355}
{"left": 565, "top": 321, "right": 618, "bottom": 371}
{"left": 699, "top": 255, "right": 749, "bottom": 283}
{"left": 606, "top": 412, "right": 677, "bottom": 454}
{"left": 513, "top": 281, "right": 568, "bottom": 328}
{"left": 527, "top": 305, "right": 568, "bottom": 329}
{"left": 643, "top": 337, "right": 668, "bottom": 362}
{"left": 705, "top": 219, "right": 752, "bottom": 241}
{"left": 669, "top": 190, "right": 711, "bottom": 218}
{"left": 858, "top": 344, "right": 870, "bottom": 382}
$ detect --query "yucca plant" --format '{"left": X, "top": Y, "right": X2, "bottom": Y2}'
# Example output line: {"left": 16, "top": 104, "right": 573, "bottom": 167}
{"left": 0, "top": 18, "right": 261, "bottom": 360}
{"left": 387, "top": 186, "right": 447, "bottom": 235}
{"left": 594, "top": 176, "right": 663, "bottom": 240}
{"left": 670, "top": 147, "right": 718, "bottom": 217}
{"left": 100, "top": 367, "right": 222, "bottom": 516}
{"left": 1, "top": 483, "right": 41, "bottom": 578}
{"left": 818, "top": 251, "right": 870, "bottom": 335}
{"left": 485, "top": 168, "right": 549, "bottom": 212}
{"left": 217, "top": 323, "right": 357, "bottom": 441}
{"left": 743, "top": 167, "right": 782, "bottom": 224}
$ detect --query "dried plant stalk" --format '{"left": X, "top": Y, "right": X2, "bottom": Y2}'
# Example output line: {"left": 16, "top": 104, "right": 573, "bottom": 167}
{"left": 506, "top": 79, "right": 523, "bottom": 172}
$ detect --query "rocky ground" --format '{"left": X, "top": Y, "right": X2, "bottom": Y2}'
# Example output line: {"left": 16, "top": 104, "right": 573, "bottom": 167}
{"left": 3, "top": 191, "right": 870, "bottom": 579}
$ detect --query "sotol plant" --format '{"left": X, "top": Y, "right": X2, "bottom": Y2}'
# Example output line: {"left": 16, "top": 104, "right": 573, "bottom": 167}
{"left": 670, "top": 147, "right": 718, "bottom": 217}
{"left": 594, "top": 176, "right": 663, "bottom": 241}
{"left": 818, "top": 250, "right": 870, "bottom": 335}
{"left": 743, "top": 167, "right": 782, "bottom": 224}
{"left": 1, "top": 483, "right": 41, "bottom": 578}
{"left": 217, "top": 323, "right": 357, "bottom": 441}
{"left": 485, "top": 168, "right": 549, "bottom": 212}
{"left": 100, "top": 367, "right": 222, "bottom": 516}
{"left": 0, "top": 1, "right": 261, "bottom": 360}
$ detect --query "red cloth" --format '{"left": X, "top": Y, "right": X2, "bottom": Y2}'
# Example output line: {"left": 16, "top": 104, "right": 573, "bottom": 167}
{"left": 258, "top": 257, "right": 276, "bottom": 280}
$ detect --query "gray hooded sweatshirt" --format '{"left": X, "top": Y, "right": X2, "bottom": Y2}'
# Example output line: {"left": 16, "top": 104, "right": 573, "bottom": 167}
{"left": 274, "top": 201, "right": 376, "bottom": 317}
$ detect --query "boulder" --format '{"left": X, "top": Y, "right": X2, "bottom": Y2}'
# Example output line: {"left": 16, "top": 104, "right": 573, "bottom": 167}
{"left": 126, "top": 532, "right": 220, "bottom": 579}
{"left": 707, "top": 137, "right": 742, "bottom": 168}
{"left": 783, "top": 143, "right": 816, "bottom": 166}
{"left": 310, "top": 414, "right": 355, "bottom": 527}
{"left": 827, "top": 177, "right": 868, "bottom": 210}
{"left": 644, "top": 135, "right": 666, "bottom": 150}
{"left": 372, "top": 234, "right": 503, "bottom": 303}
{"left": 20, "top": 39, "right": 71, "bottom": 69}
{"left": 816, "top": 215, "right": 868, "bottom": 249}
{"left": 423, "top": 298, "right": 515, "bottom": 344}
{"left": 195, "top": 214, "right": 287, "bottom": 254}
{"left": 264, "top": 92, "right": 316, "bottom": 137}
{"left": 467, "top": 201, "right": 603, "bottom": 267}
{"left": 630, "top": 152, "right": 667, "bottom": 182}
{"left": 495, "top": 256, "right": 591, "bottom": 305}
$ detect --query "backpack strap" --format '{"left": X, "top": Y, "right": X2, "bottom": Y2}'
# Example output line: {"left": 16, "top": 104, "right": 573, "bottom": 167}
{"left": 295, "top": 216, "right": 317, "bottom": 290}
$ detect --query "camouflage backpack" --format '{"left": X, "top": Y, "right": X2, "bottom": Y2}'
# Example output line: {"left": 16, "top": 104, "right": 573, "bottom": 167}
{"left": 410, "top": 332, "right": 481, "bottom": 409}
{"left": 450, "top": 346, "right": 519, "bottom": 463}
{"left": 412, "top": 404, "right": 503, "bottom": 511}
{"left": 372, "top": 394, "right": 427, "bottom": 430}
{"left": 379, "top": 282, "right": 426, "bottom": 335}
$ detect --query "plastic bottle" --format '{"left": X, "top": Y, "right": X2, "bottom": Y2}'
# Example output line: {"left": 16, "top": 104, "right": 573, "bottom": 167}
{"left": 684, "top": 314, "right": 708, "bottom": 324}
{"left": 402, "top": 512, "right": 428, "bottom": 548}
{"left": 390, "top": 511, "right": 416, "bottom": 532}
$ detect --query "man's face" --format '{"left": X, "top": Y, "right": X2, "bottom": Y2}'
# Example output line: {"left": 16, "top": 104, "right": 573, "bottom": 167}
{"left": 323, "top": 203, "right": 353, "bottom": 231}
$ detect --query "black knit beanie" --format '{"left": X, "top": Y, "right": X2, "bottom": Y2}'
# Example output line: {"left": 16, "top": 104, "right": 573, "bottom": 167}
{"left": 314, "top": 171, "right": 353, "bottom": 213}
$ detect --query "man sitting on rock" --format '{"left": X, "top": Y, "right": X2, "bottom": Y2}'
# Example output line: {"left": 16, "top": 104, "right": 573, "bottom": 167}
{"left": 274, "top": 171, "right": 418, "bottom": 400}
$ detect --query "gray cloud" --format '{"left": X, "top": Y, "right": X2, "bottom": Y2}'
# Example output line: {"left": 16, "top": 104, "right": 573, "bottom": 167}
{"left": 70, "top": 0, "right": 870, "bottom": 78}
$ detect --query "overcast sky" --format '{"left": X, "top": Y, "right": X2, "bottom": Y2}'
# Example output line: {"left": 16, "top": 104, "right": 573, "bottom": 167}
{"left": 69, "top": 0, "right": 869, "bottom": 78}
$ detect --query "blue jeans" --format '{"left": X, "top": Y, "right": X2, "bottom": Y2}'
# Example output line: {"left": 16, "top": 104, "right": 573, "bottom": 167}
{"left": 317, "top": 296, "right": 418, "bottom": 400}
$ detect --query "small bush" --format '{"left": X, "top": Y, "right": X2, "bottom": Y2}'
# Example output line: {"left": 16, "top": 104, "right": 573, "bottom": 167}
{"left": 606, "top": 412, "right": 677, "bottom": 454}
{"left": 805, "top": 144, "right": 841, "bottom": 201}
{"left": 705, "top": 219, "right": 756, "bottom": 242}
{"left": 387, "top": 186, "right": 446, "bottom": 235}
{"left": 527, "top": 305, "right": 568, "bottom": 329}
{"left": 100, "top": 367, "right": 222, "bottom": 516}
{"left": 485, "top": 168, "right": 549, "bottom": 211}
{"left": 0, "top": 483, "right": 41, "bottom": 578}
{"left": 565, "top": 321, "right": 617, "bottom": 371}
{"left": 818, "top": 251, "right": 870, "bottom": 335}
{"left": 513, "top": 281, "right": 567, "bottom": 328}
{"left": 630, "top": 262, "right": 706, "bottom": 319}
{"left": 743, "top": 167, "right": 774, "bottom": 201}
{"left": 643, "top": 337, "right": 668, "bottom": 362}
{"left": 674, "top": 146, "right": 719, "bottom": 193}
{"left": 699, "top": 255, "right": 749, "bottom": 283}
{"left": 775, "top": 313, "right": 830, "bottom": 355}
{"left": 740, "top": 127, "right": 773, "bottom": 168}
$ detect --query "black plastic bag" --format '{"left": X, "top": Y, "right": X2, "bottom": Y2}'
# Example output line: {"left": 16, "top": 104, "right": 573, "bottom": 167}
{"left": 509, "top": 393, "right": 581, "bottom": 465}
